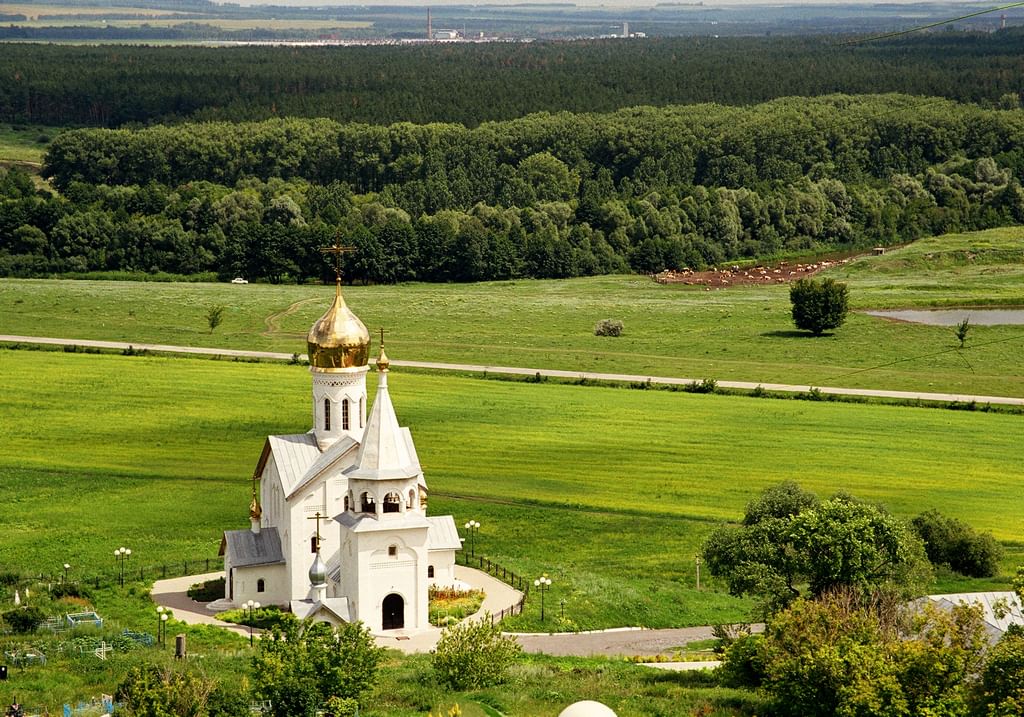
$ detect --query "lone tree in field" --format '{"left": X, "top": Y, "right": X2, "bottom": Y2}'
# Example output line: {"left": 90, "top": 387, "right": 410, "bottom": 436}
{"left": 955, "top": 317, "right": 970, "bottom": 348}
{"left": 206, "top": 305, "right": 225, "bottom": 333}
{"left": 789, "top": 278, "right": 849, "bottom": 336}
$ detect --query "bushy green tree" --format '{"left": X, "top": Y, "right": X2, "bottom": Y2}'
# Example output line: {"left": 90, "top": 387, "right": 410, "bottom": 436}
{"left": 976, "top": 626, "right": 1024, "bottom": 716}
{"left": 251, "top": 619, "right": 384, "bottom": 717}
{"left": 431, "top": 616, "right": 522, "bottom": 690}
{"left": 703, "top": 484, "right": 930, "bottom": 613}
{"left": 757, "top": 592, "right": 987, "bottom": 717}
{"left": 789, "top": 277, "right": 849, "bottom": 335}
{"left": 911, "top": 509, "right": 1003, "bottom": 578}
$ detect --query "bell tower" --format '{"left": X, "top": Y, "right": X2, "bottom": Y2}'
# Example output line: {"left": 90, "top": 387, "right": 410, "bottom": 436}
{"left": 306, "top": 243, "right": 370, "bottom": 450}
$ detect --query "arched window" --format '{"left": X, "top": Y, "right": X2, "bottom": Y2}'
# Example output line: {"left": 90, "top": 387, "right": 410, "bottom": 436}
{"left": 407, "top": 489, "right": 416, "bottom": 509}
{"left": 342, "top": 398, "right": 350, "bottom": 430}
{"left": 383, "top": 492, "right": 401, "bottom": 514}
{"left": 343, "top": 495, "right": 350, "bottom": 512}
{"left": 257, "top": 578, "right": 265, "bottom": 593}
{"left": 360, "top": 492, "right": 375, "bottom": 513}
{"left": 323, "top": 399, "right": 331, "bottom": 431}
{"left": 427, "top": 565, "right": 435, "bottom": 579}
{"left": 360, "top": 397, "right": 365, "bottom": 428}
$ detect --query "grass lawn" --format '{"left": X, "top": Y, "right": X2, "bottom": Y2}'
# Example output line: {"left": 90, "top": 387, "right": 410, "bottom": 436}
{"left": 0, "top": 346, "right": 1021, "bottom": 710}
{"left": 1, "top": 350, "right": 1021, "bottom": 630}
{"left": 2, "top": 227, "right": 1022, "bottom": 396}
{"left": 0, "top": 124, "right": 53, "bottom": 165}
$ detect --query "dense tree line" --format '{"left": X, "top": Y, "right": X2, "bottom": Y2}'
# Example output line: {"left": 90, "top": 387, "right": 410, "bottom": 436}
{"left": 4, "top": 33, "right": 1024, "bottom": 128}
{"left": 4, "top": 94, "right": 1024, "bottom": 282}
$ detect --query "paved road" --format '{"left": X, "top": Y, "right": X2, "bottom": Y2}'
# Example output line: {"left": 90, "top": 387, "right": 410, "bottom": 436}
{"left": 2, "top": 334, "right": 1022, "bottom": 405}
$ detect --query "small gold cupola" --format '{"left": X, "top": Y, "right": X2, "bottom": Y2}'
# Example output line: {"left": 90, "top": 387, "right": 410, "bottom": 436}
{"left": 306, "top": 279, "right": 370, "bottom": 371}
{"left": 376, "top": 327, "right": 390, "bottom": 373}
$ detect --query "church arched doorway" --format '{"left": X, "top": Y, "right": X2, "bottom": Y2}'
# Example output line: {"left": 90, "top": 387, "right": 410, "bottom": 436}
{"left": 382, "top": 593, "right": 404, "bottom": 630}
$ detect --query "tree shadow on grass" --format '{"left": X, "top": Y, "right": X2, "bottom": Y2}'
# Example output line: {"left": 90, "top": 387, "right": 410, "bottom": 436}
{"left": 761, "top": 330, "right": 833, "bottom": 338}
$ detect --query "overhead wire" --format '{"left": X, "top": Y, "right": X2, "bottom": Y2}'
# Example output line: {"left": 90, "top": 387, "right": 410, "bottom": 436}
{"left": 841, "top": 1, "right": 1024, "bottom": 45}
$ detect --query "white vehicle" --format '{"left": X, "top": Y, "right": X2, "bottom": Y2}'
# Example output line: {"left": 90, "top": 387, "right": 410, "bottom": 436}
{"left": 231, "top": 277, "right": 249, "bottom": 284}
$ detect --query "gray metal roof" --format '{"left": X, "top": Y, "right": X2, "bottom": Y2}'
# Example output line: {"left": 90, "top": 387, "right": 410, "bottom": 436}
{"left": 286, "top": 434, "right": 357, "bottom": 500}
{"left": 427, "top": 515, "right": 463, "bottom": 551}
{"left": 222, "top": 527, "right": 285, "bottom": 568}
{"left": 927, "top": 591, "right": 1024, "bottom": 641}
{"left": 267, "top": 434, "right": 322, "bottom": 495}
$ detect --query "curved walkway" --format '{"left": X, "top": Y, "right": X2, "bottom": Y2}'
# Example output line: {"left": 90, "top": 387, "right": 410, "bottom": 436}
{"left": 150, "top": 568, "right": 744, "bottom": 659}
{"left": 152, "top": 566, "right": 525, "bottom": 654}
{"left": 2, "top": 334, "right": 1022, "bottom": 406}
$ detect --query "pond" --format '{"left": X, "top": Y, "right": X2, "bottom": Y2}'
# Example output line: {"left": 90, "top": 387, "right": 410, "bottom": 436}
{"left": 864, "top": 308, "right": 1024, "bottom": 326}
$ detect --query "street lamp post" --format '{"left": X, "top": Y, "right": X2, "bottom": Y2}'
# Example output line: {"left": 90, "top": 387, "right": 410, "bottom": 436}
{"left": 695, "top": 554, "right": 702, "bottom": 591}
{"left": 534, "top": 574, "right": 552, "bottom": 622}
{"left": 62, "top": 564, "right": 70, "bottom": 585}
{"left": 244, "top": 599, "right": 261, "bottom": 647}
{"left": 463, "top": 520, "right": 480, "bottom": 557}
{"left": 156, "top": 606, "right": 169, "bottom": 646}
{"left": 114, "top": 547, "right": 131, "bottom": 587}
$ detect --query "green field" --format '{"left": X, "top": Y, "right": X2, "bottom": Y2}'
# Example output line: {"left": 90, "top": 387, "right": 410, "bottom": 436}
{"left": 2, "top": 228, "right": 1023, "bottom": 396}
{"left": 0, "top": 124, "right": 52, "bottom": 165}
{"left": 1, "top": 349, "right": 1021, "bottom": 632}
{"left": 1, "top": 341, "right": 1022, "bottom": 710}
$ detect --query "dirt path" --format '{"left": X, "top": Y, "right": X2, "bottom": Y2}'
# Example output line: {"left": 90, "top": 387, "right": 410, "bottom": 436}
{"left": 2, "top": 334, "right": 1022, "bottom": 405}
{"left": 261, "top": 297, "right": 320, "bottom": 338}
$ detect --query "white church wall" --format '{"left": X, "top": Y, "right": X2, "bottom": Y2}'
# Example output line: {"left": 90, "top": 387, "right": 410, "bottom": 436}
{"left": 352, "top": 529, "right": 429, "bottom": 632}
{"left": 232, "top": 563, "right": 288, "bottom": 607}
{"left": 427, "top": 549, "right": 457, "bottom": 587}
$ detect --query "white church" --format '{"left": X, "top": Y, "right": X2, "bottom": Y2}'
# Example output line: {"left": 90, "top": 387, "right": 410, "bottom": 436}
{"left": 220, "top": 278, "right": 461, "bottom": 632}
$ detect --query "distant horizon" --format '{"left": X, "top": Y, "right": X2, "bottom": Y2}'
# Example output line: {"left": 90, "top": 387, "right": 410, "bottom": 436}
{"left": 220, "top": 0, "right": 998, "bottom": 7}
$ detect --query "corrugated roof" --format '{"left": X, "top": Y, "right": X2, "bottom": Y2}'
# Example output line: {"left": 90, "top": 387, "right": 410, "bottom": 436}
{"left": 287, "top": 435, "right": 358, "bottom": 500}
{"left": 427, "top": 515, "right": 463, "bottom": 551}
{"left": 267, "top": 434, "right": 322, "bottom": 495}
{"left": 928, "top": 591, "right": 1024, "bottom": 637}
{"left": 223, "top": 527, "right": 284, "bottom": 568}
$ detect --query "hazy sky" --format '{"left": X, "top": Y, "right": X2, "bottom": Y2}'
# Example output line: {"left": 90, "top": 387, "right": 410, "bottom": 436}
{"left": 223, "top": 0, "right": 979, "bottom": 6}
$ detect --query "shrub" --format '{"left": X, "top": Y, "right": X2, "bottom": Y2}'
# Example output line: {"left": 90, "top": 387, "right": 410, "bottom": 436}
{"left": 976, "top": 625, "right": 1024, "bottom": 716}
{"left": 117, "top": 663, "right": 247, "bottom": 716}
{"left": 684, "top": 378, "right": 717, "bottom": 393}
{"left": 252, "top": 619, "right": 384, "bottom": 717}
{"left": 431, "top": 617, "right": 522, "bottom": 690}
{"left": 789, "top": 277, "right": 849, "bottom": 335}
{"left": 188, "top": 577, "right": 225, "bottom": 602}
{"left": 911, "top": 509, "right": 1003, "bottom": 578}
{"left": 2, "top": 606, "right": 45, "bottom": 633}
{"left": 718, "top": 632, "right": 764, "bottom": 688}
{"left": 594, "top": 319, "right": 623, "bottom": 337}
{"left": 51, "top": 582, "right": 91, "bottom": 600}
{"left": 218, "top": 604, "right": 293, "bottom": 631}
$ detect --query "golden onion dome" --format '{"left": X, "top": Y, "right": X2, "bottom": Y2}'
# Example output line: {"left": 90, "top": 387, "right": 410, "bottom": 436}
{"left": 306, "top": 280, "right": 370, "bottom": 370}
{"left": 376, "top": 344, "right": 390, "bottom": 373}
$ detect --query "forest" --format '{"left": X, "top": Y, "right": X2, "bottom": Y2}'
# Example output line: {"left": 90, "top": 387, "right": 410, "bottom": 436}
{"left": 4, "top": 32, "right": 1024, "bottom": 128}
{"left": 3, "top": 94, "right": 1024, "bottom": 282}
